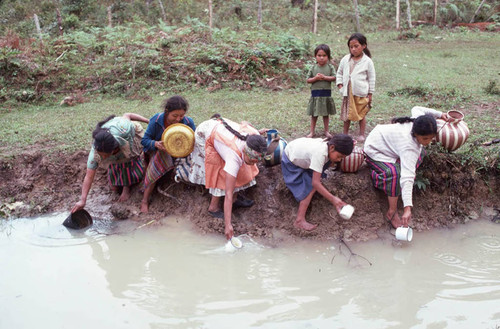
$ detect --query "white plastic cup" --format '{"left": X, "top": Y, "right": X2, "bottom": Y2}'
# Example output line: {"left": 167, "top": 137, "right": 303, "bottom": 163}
{"left": 230, "top": 236, "right": 243, "bottom": 249}
{"left": 395, "top": 226, "right": 413, "bottom": 242}
{"left": 339, "top": 205, "right": 355, "bottom": 220}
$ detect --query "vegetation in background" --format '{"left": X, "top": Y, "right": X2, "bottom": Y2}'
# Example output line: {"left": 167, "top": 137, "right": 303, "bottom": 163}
{"left": 0, "top": 0, "right": 498, "bottom": 173}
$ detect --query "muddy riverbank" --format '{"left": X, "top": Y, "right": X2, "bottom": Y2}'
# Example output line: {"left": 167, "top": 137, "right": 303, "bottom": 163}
{"left": 0, "top": 146, "right": 498, "bottom": 242}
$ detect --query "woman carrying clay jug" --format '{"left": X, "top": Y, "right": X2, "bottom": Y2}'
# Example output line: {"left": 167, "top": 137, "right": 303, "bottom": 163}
{"left": 363, "top": 106, "right": 450, "bottom": 229}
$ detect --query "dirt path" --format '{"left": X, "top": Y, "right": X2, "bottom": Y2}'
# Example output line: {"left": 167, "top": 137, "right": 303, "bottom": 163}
{"left": 1, "top": 146, "right": 498, "bottom": 242}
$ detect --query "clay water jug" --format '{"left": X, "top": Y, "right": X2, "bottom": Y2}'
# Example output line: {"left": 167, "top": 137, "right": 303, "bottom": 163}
{"left": 340, "top": 145, "right": 364, "bottom": 173}
{"left": 436, "top": 110, "right": 470, "bottom": 152}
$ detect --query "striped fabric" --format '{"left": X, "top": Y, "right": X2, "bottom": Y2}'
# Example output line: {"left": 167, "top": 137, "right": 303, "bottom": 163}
{"left": 107, "top": 158, "right": 144, "bottom": 186}
{"left": 144, "top": 150, "right": 174, "bottom": 188}
{"left": 365, "top": 151, "right": 425, "bottom": 197}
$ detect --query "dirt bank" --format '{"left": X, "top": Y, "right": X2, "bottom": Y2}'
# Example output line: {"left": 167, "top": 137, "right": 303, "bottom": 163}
{"left": 1, "top": 145, "right": 498, "bottom": 243}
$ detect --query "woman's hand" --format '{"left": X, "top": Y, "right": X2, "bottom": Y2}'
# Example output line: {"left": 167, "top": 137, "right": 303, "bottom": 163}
{"left": 225, "top": 223, "right": 234, "bottom": 240}
{"left": 334, "top": 198, "right": 347, "bottom": 215}
{"left": 401, "top": 206, "right": 412, "bottom": 227}
{"left": 155, "top": 140, "right": 166, "bottom": 152}
{"left": 368, "top": 93, "right": 373, "bottom": 108}
{"left": 258, "top": 128, "right": 268, "bottom": 135}
{"left": 71, "top": 200, "right": 85, "bottom": 213}
{"left": 337, "top": 84, "right": 343, "bottom": 90}
{"left": 440, "top": 112, "right": 450, "bottom": 121}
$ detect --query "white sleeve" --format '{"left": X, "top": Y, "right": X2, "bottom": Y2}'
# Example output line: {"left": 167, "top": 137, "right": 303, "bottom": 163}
{"left": 399, "top": 147, "right": 421, "bottom": 207}
{"left": 336, "top": 56, "right": 347, "bottom": 86}
{"left": 214, "top": 139, "right": 243, "bottom": 178}
{"left": 367, "top": 59, "right": 376, "bottom": 94}
{"left": 411, "top": 106, "right": 442, "bottom": 119}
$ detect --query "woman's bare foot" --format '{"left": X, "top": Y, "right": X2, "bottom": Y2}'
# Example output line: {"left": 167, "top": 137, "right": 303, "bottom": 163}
{"left": 306, "top": 132, "right": 315, "bottom": 138}
{"left": 324, "top": 131, "right": 332, "bottom": 138}
{"left": 140, "top": 201, "right": 149, "bottom": 213}
{"left": 386, "top": 211, "right": 402, "bottom": 228}
{"left": 118, "top": 187, "right": 131, "bottom": 202}
{"left": 294, "top": 219, "right": 318, "bottom": 231}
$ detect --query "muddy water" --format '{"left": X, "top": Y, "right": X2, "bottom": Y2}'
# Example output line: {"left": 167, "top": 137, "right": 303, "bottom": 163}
{"left": 0, "top": 214, "right": 499, "bottom": 329}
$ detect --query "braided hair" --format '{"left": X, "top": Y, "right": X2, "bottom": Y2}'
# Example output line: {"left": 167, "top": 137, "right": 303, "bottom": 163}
{"left": 92, "top": 115, "right": 119, "bottom": 153}
{"left": 219, "top": 118, "right": 267, "bottom": 154}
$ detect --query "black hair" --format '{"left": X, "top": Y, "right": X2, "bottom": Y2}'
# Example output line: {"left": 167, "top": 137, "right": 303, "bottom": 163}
{"left": 246, "top": 134, "right": 267, "bottom": 154}
{"left": 392, "top": 114, "right": 437, "bottom": 136}
{"left": 327, "top": 133, "right": 354, "bottom": 156}
{"left": 92, "top": 115, "right": 119, "bottom": 153}
{"left": 314, "top": 44, "right": 331, "bottom": 60}
{"left": 348, "top": 33, "right": 372, "bottom": 58}
{"left": 162, "top": 95, "right": 189, "bottom": 114}
{"left": 219, "top": 118, "right": 267, "bottom": 153}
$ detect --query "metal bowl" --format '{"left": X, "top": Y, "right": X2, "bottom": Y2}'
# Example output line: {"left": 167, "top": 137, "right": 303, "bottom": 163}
{"left": 161, "top": 123, "right": 195, "bottom": 158}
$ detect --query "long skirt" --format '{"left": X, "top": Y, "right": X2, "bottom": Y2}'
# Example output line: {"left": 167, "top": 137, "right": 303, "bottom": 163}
{"left": 365, "top": 151, "right": 425, "bottom": 197}
{"left": 107, "top": 157, "right": 145, "bottom": 187}
{"left": 143, "top": 150, "right": 174, "bottom": 188}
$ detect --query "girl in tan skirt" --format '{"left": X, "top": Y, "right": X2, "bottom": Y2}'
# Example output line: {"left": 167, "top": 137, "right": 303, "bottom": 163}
{"left": 336, "top": 33, "right": 376, "bottom": 142}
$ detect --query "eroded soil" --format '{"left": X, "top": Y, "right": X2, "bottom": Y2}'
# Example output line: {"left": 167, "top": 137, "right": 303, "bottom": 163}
{"left": 1, "top": 145, "right": 498, "bottom": 243}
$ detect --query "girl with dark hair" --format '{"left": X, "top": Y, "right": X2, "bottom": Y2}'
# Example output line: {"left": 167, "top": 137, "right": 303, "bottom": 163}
{"left": 281, "top": 134, "right": 354, "bottom": 231}
{"left": 336, "top": 33, "right": 376, "bottom": 142}
{"left": 363, "top": 106, "right": 450, "bottom": 229}
{"left": 185, "top": 116, "right": 267, "bottom": 240}
{"left": 140, "top": 95, "right": 196, "bottom": 213}
{"left": 71, "top": 113, "right": 150, "bottom": 213}
{"left": 306, "top": 44, "right": 336, "bottom": 138}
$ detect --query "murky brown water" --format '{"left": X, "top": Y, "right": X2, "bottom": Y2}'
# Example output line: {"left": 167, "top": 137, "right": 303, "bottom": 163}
{"left": 1, "top": 214, "right": 499, "bottom": 329}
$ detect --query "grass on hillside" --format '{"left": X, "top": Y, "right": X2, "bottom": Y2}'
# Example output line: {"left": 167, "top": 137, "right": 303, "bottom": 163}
{"left": 0, "top": 28, "right": 499, "bottom": 170}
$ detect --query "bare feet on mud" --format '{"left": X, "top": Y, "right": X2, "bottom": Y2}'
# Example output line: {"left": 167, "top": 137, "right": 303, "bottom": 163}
{"left": 387, "top": 212, "right": 402, "bottom": 228}
{"left": 324, "top": 131, "right": 332, "bottom": 138}
{"left": 140, "top": 201, "right": 149, "bottom": 213}
{"left": 118, "top": 187, "right": 131, "bottom": 202}
{"left": 306, "top": 132, "right": 315, "bottom": 138}
{"left": 294, "top": 219, "right": 318, "bottom": 231}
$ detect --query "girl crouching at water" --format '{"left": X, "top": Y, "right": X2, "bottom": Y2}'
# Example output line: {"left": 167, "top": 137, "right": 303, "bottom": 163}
{"left": 72, "top": 113, "right": 149, "bottom": 213}
{"left": 281, "top": 134, "right": 354, "bottom": 230}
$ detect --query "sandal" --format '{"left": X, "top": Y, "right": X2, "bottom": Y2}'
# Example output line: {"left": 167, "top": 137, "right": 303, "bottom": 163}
{"left": 208, "top": 210, "right": 224, "bottom": 219}
{"left": 233, "top": 194, "right": 254, "bottom": 209}
{"left": 385, "top": 212, "right": 398, "bottom": 234}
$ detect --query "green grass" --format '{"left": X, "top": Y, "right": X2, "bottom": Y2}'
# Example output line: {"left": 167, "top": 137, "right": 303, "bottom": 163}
{"left": 0, "top": 28, "right": 499, "bottom": 164}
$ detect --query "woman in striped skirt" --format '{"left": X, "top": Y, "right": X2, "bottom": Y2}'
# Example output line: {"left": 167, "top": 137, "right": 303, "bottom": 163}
{"left": 363, "top": 106, "right": 450, "bottom": 229}
{"left": 71, "top": 113, "right": 149, "bottom": 213}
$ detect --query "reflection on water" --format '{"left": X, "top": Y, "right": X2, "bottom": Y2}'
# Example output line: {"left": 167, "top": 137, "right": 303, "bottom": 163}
{"left": 0, "top": 213, "right": 499, "bottom": 329}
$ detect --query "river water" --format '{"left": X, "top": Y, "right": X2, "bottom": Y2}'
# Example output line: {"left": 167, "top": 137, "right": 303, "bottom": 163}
{"left": 0, "top": 213, "right": 499, "bottom": 329}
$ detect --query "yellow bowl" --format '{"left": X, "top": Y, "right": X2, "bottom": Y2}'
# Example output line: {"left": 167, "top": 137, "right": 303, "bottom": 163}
{"left": 161, "top": 123, "right": 195, "bottom": 158}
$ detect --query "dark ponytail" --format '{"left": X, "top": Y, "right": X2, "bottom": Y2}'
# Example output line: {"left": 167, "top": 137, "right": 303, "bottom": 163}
{"left": 326, "top": 133, "right": 354, "bottom": 156}
{"left": 92, "top": 115, "right": 119, "bottom": 153}
{"left": 392, "top": 114, "right": 437, "bottom": 136}
{"left": 219, "top": 118, "right": 267, "bottom": 153}
{"left": 348, "top": 33, "right": 371, "bottom": 58}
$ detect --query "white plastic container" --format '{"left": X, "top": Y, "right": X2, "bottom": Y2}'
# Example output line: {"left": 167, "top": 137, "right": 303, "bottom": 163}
{"left": 339, "top": 205, "right": 355, "bottom": 220}
{"left": 395, "top": 227, "right": 413, "bottom": 242}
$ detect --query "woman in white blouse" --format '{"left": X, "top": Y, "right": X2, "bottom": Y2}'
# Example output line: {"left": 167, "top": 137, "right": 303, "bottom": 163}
{"left": 363, "top": 106, "right": 450, "bottom": 228}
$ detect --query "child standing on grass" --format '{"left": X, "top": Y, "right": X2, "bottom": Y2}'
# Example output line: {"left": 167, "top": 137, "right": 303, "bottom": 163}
{"left": 336, "top": 33, "right": 376, "bottom": 142}
{"left": 306, "top": 44, "right": 336, "bottom": 138}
